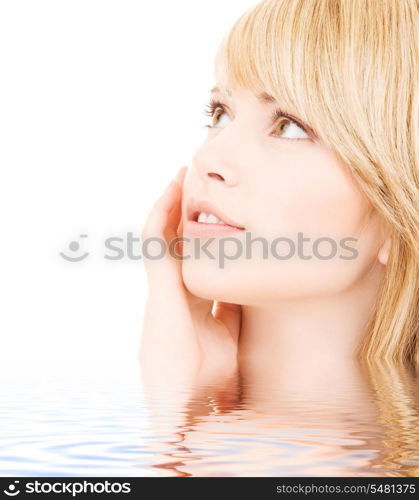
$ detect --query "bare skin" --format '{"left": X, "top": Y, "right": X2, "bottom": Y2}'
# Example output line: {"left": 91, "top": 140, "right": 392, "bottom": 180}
{"left": 138, "top": 163, "right": 384, "bottom": 464}
{"left": 139, "top": 166, "right": 241, "bottom": 398}
{"left": 139, "top": 85, "right": 390, "bottom": 395}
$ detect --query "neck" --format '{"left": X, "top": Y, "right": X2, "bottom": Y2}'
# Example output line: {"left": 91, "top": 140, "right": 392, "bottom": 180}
{"left": 238, "top": 268, "right": 384, "bottom": 398}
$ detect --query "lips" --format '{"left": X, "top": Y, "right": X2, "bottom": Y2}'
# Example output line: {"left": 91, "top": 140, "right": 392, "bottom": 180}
{"left": 183, "top": 198, "right": 245, "bottom": 237}
{"left": 186, "top": 199, "right": 245, "bottom": 229}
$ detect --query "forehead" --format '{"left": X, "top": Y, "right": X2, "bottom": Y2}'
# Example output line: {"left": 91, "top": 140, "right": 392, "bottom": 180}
{"left": 211, "top": 84, "right": 276, "bottom": 105}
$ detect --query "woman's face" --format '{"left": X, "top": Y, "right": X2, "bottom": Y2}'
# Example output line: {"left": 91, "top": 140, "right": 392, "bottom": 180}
{"left": 180, "top": 84, "right": 386, "bottom": 305}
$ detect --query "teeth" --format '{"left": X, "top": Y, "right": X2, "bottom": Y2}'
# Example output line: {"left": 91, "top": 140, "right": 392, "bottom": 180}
{"left": 197, "top": 212, "right": 227, "bottom": 225}
{"left": 207, "top": 213, "right": 222, "bottom": 224}
{"left": 197, "top": 212, "right": 208, "bottom": 223}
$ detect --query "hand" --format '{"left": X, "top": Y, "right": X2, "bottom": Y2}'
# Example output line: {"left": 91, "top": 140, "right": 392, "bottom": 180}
{"left": 139, "top": 166, "right": 242, "bottom": 390}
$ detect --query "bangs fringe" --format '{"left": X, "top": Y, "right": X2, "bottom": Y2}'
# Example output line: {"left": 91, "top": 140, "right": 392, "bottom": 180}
{"left": 214, "top": 0, "right": 418, "bottom": 363}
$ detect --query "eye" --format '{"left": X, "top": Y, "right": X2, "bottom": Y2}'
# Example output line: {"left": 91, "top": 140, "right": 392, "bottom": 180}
{"left": 271, "top": 115, "right": 310, "bottom": 140}
{"left": 203, "top": 99, "right": 231, "bottom": 128}
{"left": 203, "top": 99, "right": 313, "bottom": 140}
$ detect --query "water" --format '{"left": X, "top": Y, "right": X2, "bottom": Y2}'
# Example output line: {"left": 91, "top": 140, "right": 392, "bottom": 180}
{"left": 0, "top": 358, "right": 418, "bottom": 477}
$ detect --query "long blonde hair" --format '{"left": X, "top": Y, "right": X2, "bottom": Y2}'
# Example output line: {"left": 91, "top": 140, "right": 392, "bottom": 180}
{"left": 215, "top": 0, "right": 419, "bottom": 363}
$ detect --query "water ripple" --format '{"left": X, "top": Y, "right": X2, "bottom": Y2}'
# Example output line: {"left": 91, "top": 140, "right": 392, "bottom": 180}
{"left": 0, "top": 359, "right": 418, "bottom": 477}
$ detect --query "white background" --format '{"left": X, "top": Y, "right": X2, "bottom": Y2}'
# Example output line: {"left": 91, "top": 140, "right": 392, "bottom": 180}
{"left": 0, "top": 0, "right": 257, "bottom": 362}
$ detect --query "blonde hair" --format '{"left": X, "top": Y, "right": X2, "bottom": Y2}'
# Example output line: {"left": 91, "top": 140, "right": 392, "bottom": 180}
{"left": 173, "top": 360, "right": 419, "bottom": 476}
{"left": 215, "top": 0, "right": 419, "bottom": 363}
{"left": 360, "top": 358, "right": 419, "bottom": 476}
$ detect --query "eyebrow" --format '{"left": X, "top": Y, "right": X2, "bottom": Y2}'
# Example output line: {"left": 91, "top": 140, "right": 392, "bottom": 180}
{"left": 211, "top": 86, "right": 276, "bottom": 103}
{"left": 210, "top": 86, "right": 318, "bottom": 139}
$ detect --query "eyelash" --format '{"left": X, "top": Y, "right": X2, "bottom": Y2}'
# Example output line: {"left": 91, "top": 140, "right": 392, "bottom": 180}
{"left": 203, "top": 98, "right": 312, "bottom": 142}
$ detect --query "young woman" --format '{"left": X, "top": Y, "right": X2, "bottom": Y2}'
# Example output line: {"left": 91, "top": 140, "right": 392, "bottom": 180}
{"left": 139, "top": 0, "right": 418, "bottom": 476}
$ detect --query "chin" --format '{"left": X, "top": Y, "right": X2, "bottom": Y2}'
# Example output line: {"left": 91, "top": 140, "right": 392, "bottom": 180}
{"left": 181, "top": 258, "right": 249, "bottom": 304}
{"left": 181, "top": 258, "right": 293, "bottom": 305}
{"left": 181, "top": 254, "right": 370, "bottom": 306}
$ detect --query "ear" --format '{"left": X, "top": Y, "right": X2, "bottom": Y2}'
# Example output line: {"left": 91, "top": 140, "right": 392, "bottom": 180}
{"left": 377, "top": 235, "right": 391, "bottom": 266}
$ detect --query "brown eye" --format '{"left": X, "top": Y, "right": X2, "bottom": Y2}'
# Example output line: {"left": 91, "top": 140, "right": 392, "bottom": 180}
{"left": 272, "top": 116, "right": 291, "bottom": 136}
{"left": 212, "top": 106, "right": 225, "bottom": 126}
{"left": 271, "top": 114, "right": 310, "bottom": 140}
{"left": 203, "top": 99, "right": 231, "bottom": 129}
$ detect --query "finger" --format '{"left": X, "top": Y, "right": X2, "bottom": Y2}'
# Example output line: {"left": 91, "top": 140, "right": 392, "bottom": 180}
{"left": 166, "top": 190, "right": 182, "bottom": 239}
{"left": 142, "top": 180, "right": 181, "bottom": 241}
{"left": 174, "top": 166, "right": 188, "bottom": 187}
{"left": 165, "top": 198, "right": 182, "bottom": 255}
{"left": 168, "top": 166, "right": 188, "bottom": 245}
{"left": 174, "top": 166, "right": 187, "bottom": 237}
{"left": 176, "top": 218, "right": 183, "bottom": 238}
{"left": 143, "top": 166, "right": 187, "bottom": 241}
{"left": 213, "top": 301, "right": 242, "bottom": 342}
{"left": 183, "top": 287, "right": 214, "bottom": 318}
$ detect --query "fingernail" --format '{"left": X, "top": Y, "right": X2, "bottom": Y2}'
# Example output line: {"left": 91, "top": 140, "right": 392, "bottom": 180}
{"left": 174, "top": 166, "right": 187, "bottom": 185}
{"left": 165, "top": 181, "right": 174, "bottom": 192}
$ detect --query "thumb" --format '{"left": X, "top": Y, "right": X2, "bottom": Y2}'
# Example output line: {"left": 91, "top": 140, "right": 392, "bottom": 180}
{"left": 212, "top": 301, "right": 242, "bottom": 342}
{"left": 183, "top": 287, "right": 214, "bottom": 319}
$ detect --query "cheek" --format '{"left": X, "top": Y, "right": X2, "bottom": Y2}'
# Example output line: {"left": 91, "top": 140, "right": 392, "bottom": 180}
{"left": 250, "top": 148, "right": 370, "bottom": 241}
{"left": 180, "top": 148, "right": 384, "bottom": 304}
{"left": 182, "top": 168, "right": 196, "bottom": 200}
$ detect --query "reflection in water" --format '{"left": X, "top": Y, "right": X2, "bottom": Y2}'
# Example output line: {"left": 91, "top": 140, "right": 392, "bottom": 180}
{"left": 0, "top": 360, "right": 154, "bottom": 476}
{"left": 141, "top": 359, "right": 419, "bottom": 477}
{"left": 0, "top": 358, "right": 417, "bottom": 476}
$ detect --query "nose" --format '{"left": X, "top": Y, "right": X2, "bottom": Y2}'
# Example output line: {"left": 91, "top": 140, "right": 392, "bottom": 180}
{"left": 192, "top": 155, "right": 239, "bottom": 187}
{"left": 191, "top": 137, "right": 240, "bottom": 187}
